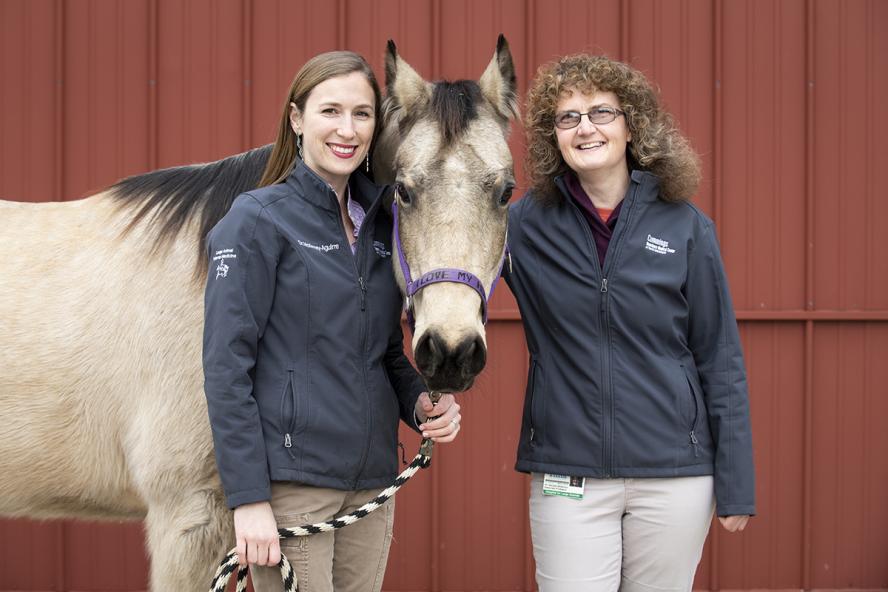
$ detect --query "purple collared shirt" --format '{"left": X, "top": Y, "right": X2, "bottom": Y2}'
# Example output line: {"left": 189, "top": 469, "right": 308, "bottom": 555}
{"left": 565, "top": 173, "right": 623, "bottom": 269}
{"left": 345, "top": 185, "right": 366, "bottom": 254}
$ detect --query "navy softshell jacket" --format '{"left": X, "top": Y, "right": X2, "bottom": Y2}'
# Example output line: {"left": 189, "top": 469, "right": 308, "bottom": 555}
{"left": 203, "top": 163, "right": 426, "bottom": 509}
{"left": 505, "top": 170, "right": 756, "bottom": 517}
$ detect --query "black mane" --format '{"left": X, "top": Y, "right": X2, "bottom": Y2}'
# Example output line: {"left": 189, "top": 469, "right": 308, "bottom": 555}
{"left": 109, "top": 144, "right": 272, "bottom": 272}
{"left": 429, "top": 80, "right": 483, "bottom": 145}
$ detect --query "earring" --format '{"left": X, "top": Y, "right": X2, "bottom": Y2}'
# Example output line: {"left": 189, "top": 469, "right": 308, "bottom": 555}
{"left": 365, "top": 152, "right": 370, "bottom": 173}
{"left": 296, "top": 134, "right": 303, "bottom": 160}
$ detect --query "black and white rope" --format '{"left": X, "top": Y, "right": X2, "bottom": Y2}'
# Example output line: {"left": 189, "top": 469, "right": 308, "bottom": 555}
{"left": 209, "top": 438, "right": 437, "bottom": 592}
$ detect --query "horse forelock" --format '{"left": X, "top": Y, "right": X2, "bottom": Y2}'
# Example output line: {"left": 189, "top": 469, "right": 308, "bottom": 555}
{"left": 429, "top": 80, "right": 483, "bottom": 146}
{"left": 108, "top": 144, "right": 272, "bottom": 275}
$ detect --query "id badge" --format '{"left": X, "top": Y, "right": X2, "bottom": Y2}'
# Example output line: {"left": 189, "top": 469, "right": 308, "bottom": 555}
{"left": 542, "top": 473, "right": 585, "bottom": 499}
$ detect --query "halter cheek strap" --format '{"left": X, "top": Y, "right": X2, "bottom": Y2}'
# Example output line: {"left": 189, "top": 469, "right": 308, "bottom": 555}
{"left": 392, "top": 201, "right": 509, "bottom": 333}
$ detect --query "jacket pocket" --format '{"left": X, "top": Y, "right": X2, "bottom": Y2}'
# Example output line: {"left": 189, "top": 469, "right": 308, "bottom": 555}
{"left": 279, "top": 369, "right": 307, "bottom": 456}
{"left": 681, "top": 364, "right": 701, "bottom": 457}
{"left": 527, "top": 359, "right": 542, "bottom": 443}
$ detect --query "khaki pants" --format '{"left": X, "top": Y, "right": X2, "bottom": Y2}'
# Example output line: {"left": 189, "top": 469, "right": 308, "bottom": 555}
{"left": 529, "top": 474, "right": 715, "bottom": 591}
{"left": 250, "top": 482, "right": 394, "bottom": 592}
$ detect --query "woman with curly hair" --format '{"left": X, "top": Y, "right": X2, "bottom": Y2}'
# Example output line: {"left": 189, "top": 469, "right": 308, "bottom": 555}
{"left": 504, "top": 54, "right": 755, "bottom": 590}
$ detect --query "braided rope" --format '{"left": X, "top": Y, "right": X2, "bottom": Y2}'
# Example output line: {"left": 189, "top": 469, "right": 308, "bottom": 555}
{"left": 208, "top": 440, "right": 436, "bottom": 592}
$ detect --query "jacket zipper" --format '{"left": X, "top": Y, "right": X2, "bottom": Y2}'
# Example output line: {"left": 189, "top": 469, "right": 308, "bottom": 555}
{"left": 528, "top": 359, "right": 538, "bottom": 442}
{"left": 684, "top": 367, "right": 701, "bottom": 457}
{"left": 566, "top": 178, "right": 641, "bottom": 478}
{"left": 332, "top": 185, "right": 383, "bottom": 489}
{"left": 567, "top": 203, "right": 612, "bottom": 476}
{"left": 281, "top": 370, "right": 298, "bottom": 459}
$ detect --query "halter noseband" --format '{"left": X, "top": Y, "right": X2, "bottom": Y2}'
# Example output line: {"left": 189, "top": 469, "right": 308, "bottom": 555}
{"left": 392, "top": 201, "right": 509, "bottom": 333}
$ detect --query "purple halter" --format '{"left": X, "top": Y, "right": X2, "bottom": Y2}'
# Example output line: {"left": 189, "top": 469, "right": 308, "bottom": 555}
{"left": 392, "top": 201, "right": 509, "bottom": 333}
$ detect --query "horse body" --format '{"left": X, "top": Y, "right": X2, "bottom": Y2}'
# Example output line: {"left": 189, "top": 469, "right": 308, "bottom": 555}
{"left": 1, "top": 195, "right": 228, "bottom": 586}
{"left": 0, "top": 37, "right": 516, "bottom": 591}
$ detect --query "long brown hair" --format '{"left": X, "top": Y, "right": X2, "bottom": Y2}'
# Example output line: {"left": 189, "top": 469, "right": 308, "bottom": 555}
{"left": 257, "top": 51, "right": 383, "bottom": 188}
{"left": 525, "top": 54, "right": 701, "bottom": 205}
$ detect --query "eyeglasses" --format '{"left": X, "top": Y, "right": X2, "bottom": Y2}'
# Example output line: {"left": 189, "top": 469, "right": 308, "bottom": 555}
{"left": 554, "top": 106, "right": 625, "bottom": 130}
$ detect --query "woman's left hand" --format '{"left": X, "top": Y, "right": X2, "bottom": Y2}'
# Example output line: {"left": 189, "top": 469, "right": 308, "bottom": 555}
{"left": 415, "top": 392, "right": 461, "bottom": 443}
{"left": 718, "top": 515, "right": 750, "bottom": 532}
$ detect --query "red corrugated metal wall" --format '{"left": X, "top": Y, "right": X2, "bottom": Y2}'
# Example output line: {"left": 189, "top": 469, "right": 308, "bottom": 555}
{"left": 1, "top": 0, "right": 886, "bottom": 590}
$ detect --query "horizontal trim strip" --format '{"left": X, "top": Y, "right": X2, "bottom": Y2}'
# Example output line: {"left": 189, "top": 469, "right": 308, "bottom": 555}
{"left": 482, "top": 310, "right": 888, "bottom": 322}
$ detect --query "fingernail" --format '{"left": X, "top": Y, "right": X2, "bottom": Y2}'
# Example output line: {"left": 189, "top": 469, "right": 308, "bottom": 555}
{"left": 422, "top": 432, "right": 429, "bottom": 438}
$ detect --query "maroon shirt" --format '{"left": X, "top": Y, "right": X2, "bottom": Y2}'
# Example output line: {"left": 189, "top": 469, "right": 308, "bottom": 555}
{"left": 565, "top": 173, "right": 623, "bottom": 269}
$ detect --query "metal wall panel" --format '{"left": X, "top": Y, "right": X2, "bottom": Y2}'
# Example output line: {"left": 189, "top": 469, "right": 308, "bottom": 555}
{"left": 1, "top": 0, "right": 887, "bottom": 590}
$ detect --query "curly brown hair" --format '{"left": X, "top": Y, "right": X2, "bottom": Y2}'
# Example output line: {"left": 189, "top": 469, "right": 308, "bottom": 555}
{"left": 524, "top": 54, "right": 701, "bottom": 205}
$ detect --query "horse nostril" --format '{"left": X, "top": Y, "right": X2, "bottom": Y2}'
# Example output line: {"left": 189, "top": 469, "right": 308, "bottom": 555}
{"left": 456, "top": 335, "right": 487, "bottom": 378}
{"left": 415, "top": 331, "right": 444, "bottom": 377}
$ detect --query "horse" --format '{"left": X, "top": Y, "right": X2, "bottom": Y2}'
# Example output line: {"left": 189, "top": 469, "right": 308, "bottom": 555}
{"left": 0, "top": 37, "right": 517, "bottom": 591}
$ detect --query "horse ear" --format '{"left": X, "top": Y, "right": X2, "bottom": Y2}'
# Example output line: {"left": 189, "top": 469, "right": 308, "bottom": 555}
{"left": 385, "top": 40, "right": 432, "bottom": 115}
{"left": 479, "top": 34, "right": 519, "bottom": 121}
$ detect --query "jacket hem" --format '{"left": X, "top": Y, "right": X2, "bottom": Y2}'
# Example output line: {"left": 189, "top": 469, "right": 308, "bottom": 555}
{"left": 270, "top": 467, "right": 397, "bottom": 491}
{"left": 515, "top": 459, "right": 715, "bottom": 478}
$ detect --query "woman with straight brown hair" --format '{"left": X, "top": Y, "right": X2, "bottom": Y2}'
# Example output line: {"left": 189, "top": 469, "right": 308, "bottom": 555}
{"left": 202, "top": 50, "right": 461, "bottom": 592}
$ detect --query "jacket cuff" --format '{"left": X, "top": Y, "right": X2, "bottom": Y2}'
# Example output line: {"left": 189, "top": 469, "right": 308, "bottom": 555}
{"left": 226, "top": 486, "right": 272, "bottom": 510}
{"left": 715, "top": 503, "right": 756, "bottom": 517}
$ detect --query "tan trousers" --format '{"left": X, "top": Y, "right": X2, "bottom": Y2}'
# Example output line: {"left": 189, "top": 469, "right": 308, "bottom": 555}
{"left": 529, "top": 474, "right": 715, "bottom": 591}
{"left": 250, "top": 482, "right": 394, "bottom": 592}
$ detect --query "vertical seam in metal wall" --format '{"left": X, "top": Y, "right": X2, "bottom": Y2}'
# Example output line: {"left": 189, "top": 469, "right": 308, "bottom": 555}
{"left": 838, "top": 5, "right": 846, "bottom": 310}
{"left": 337, "top": 0, "right": 346, "bottom": 48}
{"left": 653, "top": 0, "right": 659, "bottom": 79}
{"left": 242, "top": 0, "right": 252, "bottom": 150}
{"left": 771, "top": 4, "right": 782, "bottom": 586}
{"left": 802, "top": 0, "right": 816, "bottom": 588}
{"left": 774, "top": 0, "right": 782, "bottom": 314}
{"left": 620, "top": 0, "right": 629, "bottom": 64}
{"left": 148, "top": 0, "right": 157, "bottom": 170}
{"left": 744, "top": 0, "right": 752, "bottom": 317}
{"left": 117, "top": 3, "right": 123, "bottom": 179}
{"left": 211, "top": 1, "right": 217, "bottom": 156}
{"left": 681, "top": 0, "right": 687, "bottom": 128}
{"left": 24, "top": 5, "right": 31, "bottom": 199}
{"left": 771, "top": 3, "right": 781, "bottom": 580}
{"left": 432, "top": 0, "right": 441, "bottom": 78}
{"left": 835, "top": 6, "right": 846, "bottom": 584}
{"left": 182, "top": 1, "right": 188, "bottom": 159}
{"left": 88, "top": 0, "right": 95, "bottom": 191}
{"left": 861, "top": 5, "right": 873, "bottom": 580}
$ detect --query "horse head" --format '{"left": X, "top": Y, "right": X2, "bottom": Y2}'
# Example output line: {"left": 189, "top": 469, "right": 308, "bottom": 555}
{"left": 374, "top": 35, "right": 518, "bottom": 393}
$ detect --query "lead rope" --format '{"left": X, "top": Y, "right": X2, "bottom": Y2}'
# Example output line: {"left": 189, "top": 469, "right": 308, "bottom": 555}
{"left": 208, "top": 392, "right": 443, "bottom": 592}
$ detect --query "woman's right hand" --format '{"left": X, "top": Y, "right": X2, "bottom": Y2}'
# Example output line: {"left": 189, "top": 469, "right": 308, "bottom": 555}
{"left": 233, "top": 501, "right": 281, "bottom": 567}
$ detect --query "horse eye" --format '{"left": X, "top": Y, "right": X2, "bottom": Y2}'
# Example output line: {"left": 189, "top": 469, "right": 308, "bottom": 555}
{"left": 395, "top": 182, "right": 413, "bottom": 205}
{"left": 498, "top": 185, "right": 514, "bottom": 206}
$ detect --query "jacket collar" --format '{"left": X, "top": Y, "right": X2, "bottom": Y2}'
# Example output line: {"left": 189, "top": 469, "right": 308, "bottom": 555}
{"left": 554, "top": 168, "right": 661, "bottom": 206}
{"left": 285, "top": 160, "right": 386, "bottom": 214}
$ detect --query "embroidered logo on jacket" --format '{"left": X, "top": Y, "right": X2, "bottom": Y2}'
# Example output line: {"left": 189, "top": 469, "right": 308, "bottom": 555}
{"left": 212, "top": 248, "right": 237, "bottom": 279}
{"left": 297, "top": 239, "right": 340, "bottom": 253}
{"left": 644, "top": 234, "right": 676, "bottom": 255}
{"left": 373, "top": 240, "right": 392, "bottom": 258}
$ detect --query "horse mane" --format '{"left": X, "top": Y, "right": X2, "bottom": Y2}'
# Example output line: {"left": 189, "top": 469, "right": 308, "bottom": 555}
{"left": 429, "top": 80, "right": 483, "bottom": 145}
{"left": 109, "top": 144, "right": 272, "bottom": 272}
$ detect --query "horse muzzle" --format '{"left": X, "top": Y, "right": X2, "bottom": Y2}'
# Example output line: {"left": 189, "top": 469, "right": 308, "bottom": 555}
{"left": 414, "top": 329, "right": 487, "bottom": 392}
